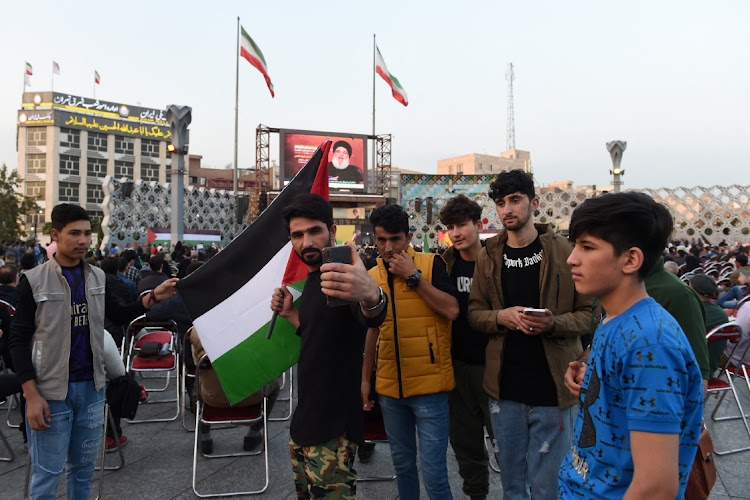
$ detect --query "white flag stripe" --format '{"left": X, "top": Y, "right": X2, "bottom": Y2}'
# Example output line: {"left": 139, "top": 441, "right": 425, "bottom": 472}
{"left": 192, "top": 241, "right": 302, "bottom": 360}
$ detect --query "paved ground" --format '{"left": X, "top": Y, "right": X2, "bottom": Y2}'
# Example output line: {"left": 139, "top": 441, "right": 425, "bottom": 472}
{"left": 1, "top": 367, "right": 750, "bottom": 499}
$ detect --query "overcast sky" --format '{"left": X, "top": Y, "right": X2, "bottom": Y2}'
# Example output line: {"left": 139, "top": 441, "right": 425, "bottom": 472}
{"left": 1, "top": 0, "right": 748, "bottom": 189}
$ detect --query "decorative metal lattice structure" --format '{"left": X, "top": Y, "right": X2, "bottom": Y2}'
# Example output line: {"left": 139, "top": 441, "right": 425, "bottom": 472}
{"left": 401, "top": 175, "right": 750, "bottom": 249}
{"left": 101, "top": 176, "right": 247, "bottom": 248}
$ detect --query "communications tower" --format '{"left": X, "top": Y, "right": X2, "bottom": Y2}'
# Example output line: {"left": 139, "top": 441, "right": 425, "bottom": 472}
{"left": 506, "top": 63, "right": 516, "bottom": 151}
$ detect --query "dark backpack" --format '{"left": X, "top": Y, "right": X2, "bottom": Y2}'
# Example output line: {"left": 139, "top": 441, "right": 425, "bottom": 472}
{"left": 106, "top": 374, "right": 141, "bottom": 420}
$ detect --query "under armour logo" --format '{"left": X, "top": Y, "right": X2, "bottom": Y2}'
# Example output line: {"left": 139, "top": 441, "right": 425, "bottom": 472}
{"left": 611, "top": 433, "right": 626, "bottom": 444}
{"left": 622, "top": 374, "right": 635, "bottom": 384}
{"left": 640, "top": 396, "right": 656, "bottom": 407}
{"left": 636, "top": 351, "right": 654, "bottom": 362}
{"left": 667, "top": 377, "right": 680, "bottom": 388}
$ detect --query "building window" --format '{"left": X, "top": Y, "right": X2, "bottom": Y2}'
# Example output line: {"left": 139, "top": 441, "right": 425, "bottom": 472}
{"left": 189, "top": 176, "right": 198, "bottom": 184}
{"left": 59, "top": 128, "right": 80, "bottom": 149}
{"left": 26, "top": 154, "right": 46, "bottom": 174}
{"left": 457, "top": 164, "right": 463, "bottom": 175}
{"left": 87, "top": 157, "right": 107, "bottom": 178}
{"left": 141, "top": 139, "right": 160, "bottom": 157}
{"left": 200, "top": 177, "right": 206, "bottom": 186}
{"left": 88, "top": 131, "right": 108, "bottom": 152}
{"left": 114, "top": 160, "right": 134, "bottom": 178}
{"left": 59, "top": 154, "right": 80, "bottom": 175}
{"left": 26, "top": 127, "right": 47, "bottom": 147}
{"left": 87, "top": 184, "right": 104, "bottom": 204}
{"left": 25, "top": 181, "right": 45, "bottom": 198}
{"left": 115, "top": 136, "right": 135, "bottom": 154}
{"left": 59, "top": 181, "right": 79, "bottom": 202}
{"left": 141, "top": 164, "right": 159, "bottom": 182}
{"left": 477, "top": 163, "right": 482, "bottom": 171}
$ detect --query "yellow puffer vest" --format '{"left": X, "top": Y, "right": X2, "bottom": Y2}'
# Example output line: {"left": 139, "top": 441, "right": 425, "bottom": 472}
{"left": 369, "top": 247, "right": 455, "bottom": 399}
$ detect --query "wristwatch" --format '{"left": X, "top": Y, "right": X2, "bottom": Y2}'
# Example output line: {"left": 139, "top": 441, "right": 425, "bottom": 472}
{"left": 406, "top": 270, "right": 422, "bottom": 289}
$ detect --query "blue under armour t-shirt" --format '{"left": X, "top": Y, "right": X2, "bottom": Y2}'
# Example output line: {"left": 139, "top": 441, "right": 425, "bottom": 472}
{"left": 559, "top": 297, "right": 703, "bottom": 499}
{"left": 62, "top": 264, "right": 94, "bottom": 382}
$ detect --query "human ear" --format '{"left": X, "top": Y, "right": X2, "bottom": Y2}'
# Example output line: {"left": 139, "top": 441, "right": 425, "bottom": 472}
{"left": 621, "top": 247, "right": 644, "bottom": 276}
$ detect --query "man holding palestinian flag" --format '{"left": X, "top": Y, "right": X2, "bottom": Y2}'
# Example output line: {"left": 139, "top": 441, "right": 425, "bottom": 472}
{"left": 178, "top": 141, "right": 387, "bottom": 497}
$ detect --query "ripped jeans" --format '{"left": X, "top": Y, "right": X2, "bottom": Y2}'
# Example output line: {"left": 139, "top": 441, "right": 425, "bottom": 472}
{"left": 379, "top": 392, "right": 452, "bottom": 499}
{"left": 27, "top": 380, "right": 105, "bottom": 500}
{"left": 487, "top": 398, "right": 574, "bottom": 500}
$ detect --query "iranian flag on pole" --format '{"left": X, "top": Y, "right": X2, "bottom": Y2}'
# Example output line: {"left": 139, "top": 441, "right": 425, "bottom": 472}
{"left": 240, "top": 26, "right": 275, "bottom": 98}
{"left": 25, "top": 62, "right": 33, "bottom": 76}
{"left": 376, "top": 46, "right": 408, "bottom": 106}
{"left": 95, "top": 70, "right": 100, "bottom": 85}
{"left": 177, "top": 140, "right": 331, "bottom": 404}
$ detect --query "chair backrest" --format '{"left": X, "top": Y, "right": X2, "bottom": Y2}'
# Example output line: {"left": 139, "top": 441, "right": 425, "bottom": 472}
{"left": 0, "top": 299, "right": 15, "bottom": 316}
{"left": 706, "top": 321, "right": 742, "bottom": 345}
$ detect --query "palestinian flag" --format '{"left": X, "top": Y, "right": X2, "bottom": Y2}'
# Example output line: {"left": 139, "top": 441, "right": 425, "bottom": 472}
{"left": 240, "top": 26, "right": 275, "bottom": 98}
{"left": 177, "top": 140, "right": 331, "bottom": 404}
{"left": 95, "top": 70, "right": 101, "bottom": 84}
{"left": 375, "top": 46, "right": 408, "bottom": 106}
{"left": 25, "top": 61, "right": 33, "bottom": 76}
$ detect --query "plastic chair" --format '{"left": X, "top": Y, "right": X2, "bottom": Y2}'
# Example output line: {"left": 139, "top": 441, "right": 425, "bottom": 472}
{"left": 95, "top": 403, "right": 125, "bottom": 500}
{"left": 124, "top": 317, "right": 181, "bottom": 423}
{"left": 192, "top": 355, "right": 269, "bottom": 497}
{"left": 706, "top": 321, "right": 750, "bottom": 455}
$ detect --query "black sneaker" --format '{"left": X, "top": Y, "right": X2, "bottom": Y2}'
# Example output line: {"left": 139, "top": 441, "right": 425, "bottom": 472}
{"left": 243, "top": 432, "right": 263, "bottom": 452}
{"left": 358, "top": 442, "right": 375, "bottom": 463}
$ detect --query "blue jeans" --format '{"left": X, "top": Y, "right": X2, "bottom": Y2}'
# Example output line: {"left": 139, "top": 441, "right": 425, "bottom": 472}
{"left": 717, "top": 285, "right": 745, "bottom": 309}
{"left": 488, "top": 398, "right": 575, "bottom": 500}
{"left": 379, "top": 392, "right": 452, "bottom": 499}
{"left": 27, "top": 380, "right": 105, "bottom": 500}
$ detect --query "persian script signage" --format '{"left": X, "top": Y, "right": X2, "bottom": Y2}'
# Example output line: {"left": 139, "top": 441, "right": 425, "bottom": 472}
{"left": 17, "top": 110, "right": 172, "bottom": 140}
{"left": 18, "top": 92, "right": 172, "bottom": 140}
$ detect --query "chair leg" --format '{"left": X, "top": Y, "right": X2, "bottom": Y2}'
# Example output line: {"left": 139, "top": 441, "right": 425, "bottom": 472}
{"left": 712, "top": 379, "right": 750, "bottom": 456}
{"left": 6, "top": 393, "right": 21, "bottom": 429}
{"left": 269, "top": 368, "right": 293, "bottom": 422}
{"left": 0, "top": 424, "right": 15, "bottom": 462}
{"left": 484, "top": 428, "right": 500, "bottom": 473}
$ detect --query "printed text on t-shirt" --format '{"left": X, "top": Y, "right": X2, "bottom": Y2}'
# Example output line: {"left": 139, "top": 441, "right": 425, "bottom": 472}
{"left": 503, "top": 249, "right": 543, "bottom": 268}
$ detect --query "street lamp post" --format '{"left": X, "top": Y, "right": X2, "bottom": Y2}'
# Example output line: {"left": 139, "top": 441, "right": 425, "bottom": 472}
{"left": 606, "top": 141, "right": 627, "bottom": 193}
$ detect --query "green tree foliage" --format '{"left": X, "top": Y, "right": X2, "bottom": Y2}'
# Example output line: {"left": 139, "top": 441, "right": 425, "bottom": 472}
{"left": 0, "top": 164, "right": 40, "bottom": 244}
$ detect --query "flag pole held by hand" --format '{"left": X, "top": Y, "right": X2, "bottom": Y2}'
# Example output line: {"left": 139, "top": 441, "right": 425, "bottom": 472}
{"left": 266, "top": 311, "right": 278, "bottom": 340}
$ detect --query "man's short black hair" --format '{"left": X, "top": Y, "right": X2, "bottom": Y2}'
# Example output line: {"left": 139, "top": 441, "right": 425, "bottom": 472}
{"left": 149, "top": 256, "right": 167, "bottom": 274}
{"left": 370, "top": 205, "right": 409, "bottom": 236}
{"left": 736, "top": 253, "right": 748, "bottom": 267}
{"left": 282, "top": 194, "right": 334, "bottom": 232}
{"left": 569, "top": 192, "right": 673, "bottom": 280}
{"left": 19, "top": 253, "right": 36, "bottom": 271}
{"left": 118, "top": 257, "right": 128, "bottom": 273}
{"left": 100, "top": 256, "right": 119, "bottom": 275}
{"left": 0, "top": 265, "right": 17, "bottom": 285}
{"left": 439, "top": 194, "right": 482, "bottom": 225}
{"left": 122, "top": 249, "right": 137, "bottom": 262}
{"left": 51, "top": 203, "right": 90, "bottom": 232}
{"left": 488, "top": 169, "right": 535, "bottom": 202}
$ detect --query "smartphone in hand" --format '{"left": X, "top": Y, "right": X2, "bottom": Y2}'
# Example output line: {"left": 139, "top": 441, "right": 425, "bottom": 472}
{"left": 322, "top": 246, "right": 353, "bottom": 307}
{"left": 523, "top": 307, "right": 547, "bottom": 317}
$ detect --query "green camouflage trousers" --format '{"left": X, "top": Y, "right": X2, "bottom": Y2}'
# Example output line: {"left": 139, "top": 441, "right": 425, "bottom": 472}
{"left": 289, "top": 434, "right": 357, "bottom": 499}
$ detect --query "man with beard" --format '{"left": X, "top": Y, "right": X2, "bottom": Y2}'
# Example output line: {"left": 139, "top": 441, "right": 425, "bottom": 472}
{"left": 467, "top": 169, "right": 592, "bottom": 499}
{"left": 328, "top": 140, "right": 363, "bottom": 184}
{"left": 270, "top": 193, "right": 387, "bottom": 498}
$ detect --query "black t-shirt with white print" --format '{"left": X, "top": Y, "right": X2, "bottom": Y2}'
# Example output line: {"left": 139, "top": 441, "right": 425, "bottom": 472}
{"left": 499, "top": 236, "right": 558, "bottom": 406}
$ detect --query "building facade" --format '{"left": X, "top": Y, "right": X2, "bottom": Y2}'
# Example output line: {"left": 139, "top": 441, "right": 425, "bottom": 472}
{"left": 436, "top": 149, "right": 531, "bottom": 175}
{"left": 16, "top": 91, "right": 188, "bottom": 230}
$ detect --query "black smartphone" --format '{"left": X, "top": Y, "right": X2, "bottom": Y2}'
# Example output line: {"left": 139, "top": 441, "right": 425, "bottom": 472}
{"left": 322, "top": 245, "right": 353, "bottom": 307}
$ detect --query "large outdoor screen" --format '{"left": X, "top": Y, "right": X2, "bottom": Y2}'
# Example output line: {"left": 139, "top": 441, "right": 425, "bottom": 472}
{"left": 280, "top": 129, "right": 368, "bottom": 190}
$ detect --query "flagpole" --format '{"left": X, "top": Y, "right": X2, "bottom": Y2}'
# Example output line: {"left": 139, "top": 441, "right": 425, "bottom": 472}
{"left": 371, "top": 34, "right": 376, "bottom": 193}
{"left": 51, "top": 62, "right": 54, "bottom": 92}
{"left": 233, "top": 16, "right": 240, "bottom": 196}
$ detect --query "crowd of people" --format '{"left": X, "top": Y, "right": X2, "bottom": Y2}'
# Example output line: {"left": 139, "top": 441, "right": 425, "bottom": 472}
{"left": 1, "top": 168, "right": 749, "bottom": 499}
